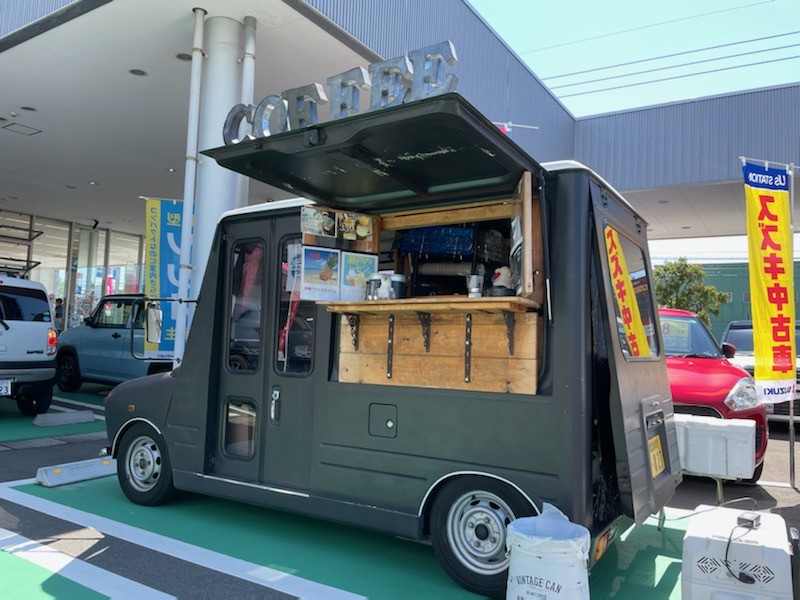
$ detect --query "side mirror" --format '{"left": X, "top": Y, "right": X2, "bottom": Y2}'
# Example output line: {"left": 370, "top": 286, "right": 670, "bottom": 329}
{"left": 146, "top": 304, "right": 163, "bottom": 344}
{"left": 84, "top": 316, "right": 95, "bottom": 327}
{"left": 721, "top": 342, "right": 736, "bottom": 359}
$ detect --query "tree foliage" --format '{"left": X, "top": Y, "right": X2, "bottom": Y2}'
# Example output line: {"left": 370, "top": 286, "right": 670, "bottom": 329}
{"left": 653, "top": 258, "right": 729, "bottom": 326}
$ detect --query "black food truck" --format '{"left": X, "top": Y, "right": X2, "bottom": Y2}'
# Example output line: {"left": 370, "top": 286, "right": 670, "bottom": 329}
{"left": 104, "top": 93, "right": 680, "bottom": 597}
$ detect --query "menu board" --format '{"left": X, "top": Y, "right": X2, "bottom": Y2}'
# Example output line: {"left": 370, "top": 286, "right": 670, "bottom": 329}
{"left": 301, "top": 206, "right": 380, "bottom": 253}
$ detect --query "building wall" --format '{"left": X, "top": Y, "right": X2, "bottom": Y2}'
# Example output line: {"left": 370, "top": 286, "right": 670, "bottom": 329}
{"left": 0, "top": 0, "right": 110, "bottom": 51}
{"left": 575, "top": 84, "right": 800, "bottom": 192}
{"left": 305, "top": 0, "right": 577, "bottom": 162}
{"left": 701, "top": 262, "right": 800, "bottom": 340}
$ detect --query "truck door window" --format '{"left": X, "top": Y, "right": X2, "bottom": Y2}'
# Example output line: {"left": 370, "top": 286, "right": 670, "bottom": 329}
{"left": 276, "top": 238, "right": 314, "bottom": 375}
{"left": 94, "top": 299, "right": 132, "bottom": 327}
{"left": 228, "top": 241, "right": 265, "bottom": 372}
{"left": 603, "top": 225, "right": 659, "bottom": 358}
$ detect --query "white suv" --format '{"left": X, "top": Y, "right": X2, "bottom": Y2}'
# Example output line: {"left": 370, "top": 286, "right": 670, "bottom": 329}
{"left": 0, "top": 276, "right": 57, "bottom": 415}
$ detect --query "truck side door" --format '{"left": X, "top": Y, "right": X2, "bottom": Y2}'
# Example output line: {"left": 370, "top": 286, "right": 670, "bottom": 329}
{"left": 592, "top": 182, "right": 681, "bottom": 524}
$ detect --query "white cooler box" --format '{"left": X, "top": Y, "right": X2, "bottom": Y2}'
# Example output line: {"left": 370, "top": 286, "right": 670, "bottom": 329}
{"left": 682, "top": 504, "right": 793, "bottom": 599}
{"left": 673, "top": 414, "right": 755, "bottom": 479}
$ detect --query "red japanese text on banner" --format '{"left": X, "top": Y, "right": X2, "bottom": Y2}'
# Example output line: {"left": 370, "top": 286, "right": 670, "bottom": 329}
{"left": 743, "top": 162, "right": 795, "bottom": 404}
{"left": 604, "top": 225, "right": 651, "bottom": 358}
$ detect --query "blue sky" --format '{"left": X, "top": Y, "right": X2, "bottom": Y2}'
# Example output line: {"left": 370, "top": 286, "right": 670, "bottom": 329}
{"left": 469, "top": 0, "right": 800, "bottom": 117}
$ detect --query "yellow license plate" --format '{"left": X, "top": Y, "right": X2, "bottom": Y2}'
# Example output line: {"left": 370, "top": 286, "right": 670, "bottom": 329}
{"left": 648, "top": 434, "right": 665, "bottom": 478}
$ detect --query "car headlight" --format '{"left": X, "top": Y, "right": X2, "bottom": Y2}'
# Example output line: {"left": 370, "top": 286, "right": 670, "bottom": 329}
{"left": 724, "top": 377, "right": 759, "bottom": 412}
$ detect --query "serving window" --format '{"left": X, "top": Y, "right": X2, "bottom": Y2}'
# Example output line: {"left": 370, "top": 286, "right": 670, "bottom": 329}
{"left": 292, "top": 172, "right": 543, "bottom": 394}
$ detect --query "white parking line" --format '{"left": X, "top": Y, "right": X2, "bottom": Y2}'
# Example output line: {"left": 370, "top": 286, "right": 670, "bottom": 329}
{"left": 0, "top": 481, "right": 365, "bottom": 600}
{"left": 53, "top": 396, "right": 106, "bottom": 420}
{"left": 0, "top": 526, "right": 175, "bottom": 599}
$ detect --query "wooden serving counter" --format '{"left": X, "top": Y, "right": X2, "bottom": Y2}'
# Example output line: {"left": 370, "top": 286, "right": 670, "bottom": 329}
{"left": 320, "top": 296, "right": 539, "bottom": 394}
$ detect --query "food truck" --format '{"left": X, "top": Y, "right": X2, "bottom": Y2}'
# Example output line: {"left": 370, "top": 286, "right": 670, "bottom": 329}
{"left": 104, "top": 93, "right": 681, "bottom": 596}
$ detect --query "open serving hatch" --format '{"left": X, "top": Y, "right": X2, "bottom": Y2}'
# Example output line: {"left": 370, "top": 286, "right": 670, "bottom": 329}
{"left": 202, "top": 93, "right": 548, "bottom": 212}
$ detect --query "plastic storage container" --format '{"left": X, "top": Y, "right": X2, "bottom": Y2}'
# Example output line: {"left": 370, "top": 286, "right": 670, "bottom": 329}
{"left": 673, "top": 414, "right": 755, "bottom": 479}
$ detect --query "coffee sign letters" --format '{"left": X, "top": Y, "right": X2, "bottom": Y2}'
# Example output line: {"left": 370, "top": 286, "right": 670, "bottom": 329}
{"left": 223, "top": 41, "right": 458, "bottom": 145}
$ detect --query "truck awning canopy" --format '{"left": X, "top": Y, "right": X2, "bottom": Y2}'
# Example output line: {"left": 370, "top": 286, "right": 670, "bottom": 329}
{"left": 203, "top": 93, "right": 547, "bottom": 213}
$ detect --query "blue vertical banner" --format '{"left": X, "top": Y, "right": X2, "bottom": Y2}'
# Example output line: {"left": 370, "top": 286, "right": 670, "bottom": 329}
{"left": 144, "top": 198, "right": 183, "bottom": 359}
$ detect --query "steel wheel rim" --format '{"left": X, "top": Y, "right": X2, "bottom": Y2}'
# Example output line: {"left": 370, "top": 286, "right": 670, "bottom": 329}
{"left": 445, "top": 490, "right": 516, "bottom": 575}
{"left": 126, "top": 435, "right": 163, "bottom": 492}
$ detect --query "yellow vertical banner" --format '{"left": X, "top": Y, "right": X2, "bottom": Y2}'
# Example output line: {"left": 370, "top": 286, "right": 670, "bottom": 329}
{"left": 604, "top": 225, "right": 651, "bottom": 357}
{"left": 742, "top": 162, "right": 795, "bottom": 403}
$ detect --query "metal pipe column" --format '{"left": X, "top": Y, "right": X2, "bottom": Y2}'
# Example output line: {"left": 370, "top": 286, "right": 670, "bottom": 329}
{"left": 173, "top": 7, "right": 206, "bottom": 367}
{"left": 190, "top": 17, "right": 247, "bottom": 306}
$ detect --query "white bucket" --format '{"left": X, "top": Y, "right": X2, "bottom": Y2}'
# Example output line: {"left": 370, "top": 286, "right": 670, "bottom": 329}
{"left": 505, "top": 503, "right": 591, "bottom": 600}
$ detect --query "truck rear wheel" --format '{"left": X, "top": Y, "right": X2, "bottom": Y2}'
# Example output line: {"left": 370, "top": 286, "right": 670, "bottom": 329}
{"left": 56, "top": 354, "right": 82, "bottom": 392}
{"left": 430, "top": 476, "right": 535, "bottom": 597}
{"left": 117, "top": 422, "right": 175, "bottom": 506}
{"left": 16, "top": 385, "right": 53, "bottom": 416}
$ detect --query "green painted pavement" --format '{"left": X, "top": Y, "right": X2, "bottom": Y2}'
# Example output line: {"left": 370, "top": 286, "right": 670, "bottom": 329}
{"left": 0, "top": 546, "right": 107, "bottom": 600}
{"left": 19, "top": 478, "right": 686, "bottom": 599}
{"left": 0, "top": 401, "right": 105, "bottom": 443}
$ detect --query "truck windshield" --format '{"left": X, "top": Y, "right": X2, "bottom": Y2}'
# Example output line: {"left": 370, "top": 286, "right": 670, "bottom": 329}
{"left": 660, "top": 315, "right": 721, "bottom": 358}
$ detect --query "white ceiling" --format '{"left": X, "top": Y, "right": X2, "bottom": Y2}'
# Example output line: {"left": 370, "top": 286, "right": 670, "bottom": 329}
{"left": 0, "top": 0, "right": 773, "bottom": 242}
{"left": 0, "top": 0, "right": 374, "bottom": 236}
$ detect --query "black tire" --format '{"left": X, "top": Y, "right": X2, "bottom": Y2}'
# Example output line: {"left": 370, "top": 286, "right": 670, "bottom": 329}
{"left": 56, "top": 354, "right": 82, "bottom": 392}
{"left": 228, "top": 354, "right": 249, "bottom": 371}
{"left": 16, "top": 385, "right": 53, "bottom": 416}
{"left": 117, "top": 422, "right": 176, "bottom": 506}
{"left": 430, "top": 477, "right": 536, "bottom": 597}
{"left": 738, "top": 461, "right": 764, "bottom": 485}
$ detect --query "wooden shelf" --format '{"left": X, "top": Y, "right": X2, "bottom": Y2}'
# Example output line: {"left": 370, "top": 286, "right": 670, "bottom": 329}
{"left": 320, "top": 295, "right": 539, "bottom": 315}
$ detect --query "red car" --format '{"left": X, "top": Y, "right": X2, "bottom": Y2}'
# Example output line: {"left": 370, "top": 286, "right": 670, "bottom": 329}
{"left": 659, "top": 308, "right": 768, "bottom": 483}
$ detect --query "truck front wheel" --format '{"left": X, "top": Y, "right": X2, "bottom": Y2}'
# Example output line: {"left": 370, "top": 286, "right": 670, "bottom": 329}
{"left": 117, "top": 422, "right": 176, "bottom": 506}
{"left": 430, "top": 476, "right": 535, "bottom": 597}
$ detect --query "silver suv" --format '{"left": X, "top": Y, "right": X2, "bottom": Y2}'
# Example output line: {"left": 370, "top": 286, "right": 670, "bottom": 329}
{"left": 721, "top": 319, "right": 800, "bottom": 423}
{"left": 0, "top": 276, "right": 57, "bottom": 415}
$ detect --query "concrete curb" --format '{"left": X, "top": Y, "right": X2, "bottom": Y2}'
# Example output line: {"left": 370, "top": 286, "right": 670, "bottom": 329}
{"left": 35, "top": 457, "right": 116, "bottom": 487}
{"left": 34, "top": 410, "right": 96, "bottom": 426}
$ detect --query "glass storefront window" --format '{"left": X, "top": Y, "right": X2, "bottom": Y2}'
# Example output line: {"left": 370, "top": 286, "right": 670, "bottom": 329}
{"left": 69, "top": 227, "right": 106, "bottom": 327}
{"left": 107, "top": 231, "right": 142, "bottom": 295}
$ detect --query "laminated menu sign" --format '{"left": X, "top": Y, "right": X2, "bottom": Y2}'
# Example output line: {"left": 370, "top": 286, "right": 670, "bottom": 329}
{"left": 341, "top": 252, "right": 378, "bottom": 301}
{"left": 301, "top": 246, "right": 340, "bottom": 301}
{"left": 301, "top": 206, "right": 378, "bottom": 253}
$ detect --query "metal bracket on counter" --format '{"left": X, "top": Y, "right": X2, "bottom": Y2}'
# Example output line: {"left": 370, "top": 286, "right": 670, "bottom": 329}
{"left": 345, "top": 313, "right": 360, "bottom": 351}
{"left": 503, "top": 310, "right": 515, "bottom": 356}
{"left": 387, "top": 314, "right": 395, "bottom": 379}
{"left": 464, "top": 313, "right": 472, "bottom": 383}
{"left": 417, "top": 311, "right": 431, "bottom": 352}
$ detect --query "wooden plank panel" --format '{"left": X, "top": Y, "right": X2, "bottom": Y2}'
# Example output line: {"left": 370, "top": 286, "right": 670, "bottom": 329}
{"left": 381, "top": 200, "right": 515, "bottom": 231}
{"left": 339, "top": 313, "right": 538, "bottom": 359}
{"left": 520, "top": 172, "right": 534, "bottom": 299}
{"left": 339, "top": 353, "right": 537, "bottom": 394}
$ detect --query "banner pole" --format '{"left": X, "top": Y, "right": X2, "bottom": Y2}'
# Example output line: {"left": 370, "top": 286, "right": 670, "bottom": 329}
{"left": 790, "top": 163, "right": 796, "bottom": 489}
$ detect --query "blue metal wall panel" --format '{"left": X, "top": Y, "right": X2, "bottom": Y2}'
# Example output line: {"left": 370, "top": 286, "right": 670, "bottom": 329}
{"left": 0, "top": 0, "right": 75, "bottom": 37}
{"left": 574, "top": 85, "right": 800, "bottom": 191}
{"left": 305, "top": 0, "right": 576, "bottom": 162}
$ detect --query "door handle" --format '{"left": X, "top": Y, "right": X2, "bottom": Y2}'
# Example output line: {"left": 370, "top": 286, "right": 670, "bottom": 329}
{"left": 112, "top": 332, "right": 121, "bottom": 339}
{"left": 269, "top": 387, "right": 281, "bottom": 425}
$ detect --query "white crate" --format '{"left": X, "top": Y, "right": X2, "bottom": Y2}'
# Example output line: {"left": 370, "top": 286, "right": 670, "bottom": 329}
{"left": 673, "top": 414, "right": 755, "bottom": 479}
{"left": 682, "top": 505, "right": 793, "bottom": 599}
